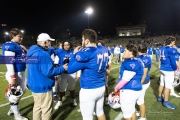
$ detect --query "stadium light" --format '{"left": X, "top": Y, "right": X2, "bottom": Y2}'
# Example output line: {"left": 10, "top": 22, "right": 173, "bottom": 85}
{"left": 5, "top": 32, "right": 9, "bottom": 35}
{"left": 4, "top": 32, "right": 9, "bottom": 42}
{"left": 21, "top": 30, "right": 24, "bottom": 33}
{"left": 85, "top": 8, "right": 93, "bottom": 29}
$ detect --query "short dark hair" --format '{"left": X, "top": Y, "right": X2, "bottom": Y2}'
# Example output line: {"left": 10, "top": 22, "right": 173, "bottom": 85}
{"left": 137, "top": 43, "right": 148, "bottom": 53}
{"left": 81, "top": 29, "right": 97, "bottom": 43}
{"left": 9, "top": 28, "right": 22, "bottom": 39}
{"left": 165, "top": 36, "right": 176, "bottom": 45}
{"left": 96, "top": 40, "right": 105, "bottom": 46}
{"left": 126, "top": 43, "right": 138, "bottom": 57}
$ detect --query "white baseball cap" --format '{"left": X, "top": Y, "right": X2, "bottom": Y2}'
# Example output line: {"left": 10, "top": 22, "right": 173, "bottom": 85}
{"left": 37, "top": 33, "right": 55, "bottom": 41}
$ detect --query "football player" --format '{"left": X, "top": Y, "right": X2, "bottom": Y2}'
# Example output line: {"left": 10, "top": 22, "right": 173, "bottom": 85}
{"left": 54, "top": 41, "right": 77, "bottom": 109}
{"left": 136, "top": 43, "right": 152, "bottom": 120}
{"left": 46, "top": 45, "right": 55, "bottom": 61}
{"left": 114, "top": 44, "right": 144, "bottom": 120}
{"left": 147, "top": 44, "right": 154, "bottom": 60}
{"left": 158, "top": 36, "right": 177, "bottom": 109}
{"left": 2, "top": 28, "right": 28, "bottom": 120}
{"left": 45, "top": 40, "right": 58, "bottom": 102}
{"left": 120, "top": 45, "right": 124, "bottom": 62}
{"left": 170, "top": 45, "right": 180, "bottom": 97}
{"left": 96, "top": 40, "right": 112, "bottom": 105}
{"left": 67, "top": 29, "right": 108, "bottom": 120}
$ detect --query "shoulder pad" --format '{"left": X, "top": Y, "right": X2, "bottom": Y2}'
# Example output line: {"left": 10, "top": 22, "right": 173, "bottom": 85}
{"left": 75, "top": 47, "right": 96, "bottom": 62}
{"left": 2, "top": 42, "right": 21, "bottom": 52}
{"left": 142, "top": 55, "right": 151, "bottom": 66}
{"left": 75, "top": 51, "right": 89, "bottom": 62}
{"left": 123, "top": 58, "right": 142, "bottom": 71}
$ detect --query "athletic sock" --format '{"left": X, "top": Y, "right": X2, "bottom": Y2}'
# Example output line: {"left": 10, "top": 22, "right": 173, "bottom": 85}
{"left": 11, "top": 105, "right": 19, "bottom": 115}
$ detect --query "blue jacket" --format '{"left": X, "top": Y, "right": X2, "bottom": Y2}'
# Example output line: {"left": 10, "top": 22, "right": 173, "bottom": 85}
{"left": 27, "top": 45, "right": 65, "bottom": 93}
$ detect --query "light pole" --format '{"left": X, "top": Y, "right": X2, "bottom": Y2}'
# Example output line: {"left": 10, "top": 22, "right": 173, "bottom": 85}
{"left": 85, "top": 8, "right": 93, "bottom": 29}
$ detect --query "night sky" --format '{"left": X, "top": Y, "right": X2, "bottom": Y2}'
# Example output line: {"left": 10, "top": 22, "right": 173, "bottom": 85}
{"left": 0, "top": 0, "right": 180, "bottom": 37}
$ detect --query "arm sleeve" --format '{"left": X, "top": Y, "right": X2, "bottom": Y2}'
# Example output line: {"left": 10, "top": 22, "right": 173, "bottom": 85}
{"left": 4, "top": 51, "right": 16, "bottom": 79}
{"left": 121, "top": 70, "right": 136, "bottom": 81}
{"left": 67, "top": 54, "right": 86, "bottom": 74}
{"left": 67, "top": 61, "right": 85, "bottom": 74}
{"left": 115, "top": 70, "right": 136, "bottom": 91}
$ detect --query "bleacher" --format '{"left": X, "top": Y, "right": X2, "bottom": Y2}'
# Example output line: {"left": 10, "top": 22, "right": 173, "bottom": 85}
{"left": 105, "top": 35, "right": 180, "bottom": 47}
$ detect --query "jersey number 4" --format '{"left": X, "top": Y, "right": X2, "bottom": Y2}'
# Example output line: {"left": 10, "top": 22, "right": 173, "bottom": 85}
{"left": 159, "top": 50, "right": 166, "bottom": 60}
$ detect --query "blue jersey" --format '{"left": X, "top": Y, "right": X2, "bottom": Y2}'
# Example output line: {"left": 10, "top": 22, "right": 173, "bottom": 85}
{"left": 2, "top": 41, "right": 26, "bottom": 72}
{"left": 118, "top": 58, "right": 143, "bottom": 91}
{"left": 147, "top": 46, "right": 153, "bottom": 55}
{"left": 55, "top": 49, "right": 74, "bottom": 65}
{"left": 46, "top": 46, "right": 55, "bottom": 56}
{"left": 120, "top": 47, "right": 124, "bottom": 53}
{"left": 159, "top": 46, "right": 177, "bottom": 71}
{"left": 137, "top": 54, "right": 152, "bottom": 84}
{"left": 108, "top": 49, "right": 111, "bottom": 56}
{"left": 111, "top": 47, "right": 114, "bottom": 54}
{"left": 155, "top": 48, "right": 160, "bottom": 55}
{"left": 67, "top": 46, "right": 109, "bottom": 89}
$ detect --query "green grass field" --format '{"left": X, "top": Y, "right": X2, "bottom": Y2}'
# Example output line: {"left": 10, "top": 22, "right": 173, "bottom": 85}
{"left": 1, "top": 49, "right": 180, "bottom": 120}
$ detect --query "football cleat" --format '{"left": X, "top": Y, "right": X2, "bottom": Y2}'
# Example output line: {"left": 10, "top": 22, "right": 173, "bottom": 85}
{"left": 108, "top": 91, "right": 121, "bottom": 109}
{"left": 54, "top": 101, "right": 62, "bottom": 110}
{"left": 163, "top": 101, "right": 176, "bottom": 109}
{"left": 7, "top": 109, "right": 13, "bottom": 116}
{"left": 157, "top": 96, "right": 163, "bottom": 102}
{"left": 70, "top": 99, "right": 77, "bottom": 107}
{"left": 14, "top": 114, "right": 28, "bottom": 120}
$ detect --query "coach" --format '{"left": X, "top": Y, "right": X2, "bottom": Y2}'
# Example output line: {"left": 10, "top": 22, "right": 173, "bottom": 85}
{"left": 27, "top": 33, "right": 67, "bottom": 120}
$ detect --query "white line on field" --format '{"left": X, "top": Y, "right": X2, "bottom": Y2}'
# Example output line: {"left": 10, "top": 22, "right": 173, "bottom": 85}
{"left": 0, "top": 66, "right": 120, "bottom": 108}
{"left": 0, "top": 95, "right": 32, "bottom": 108}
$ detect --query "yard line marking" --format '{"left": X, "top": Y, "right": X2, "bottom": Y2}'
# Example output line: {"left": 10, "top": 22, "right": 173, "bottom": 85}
{"left": 0, "top": 95, "right": 32, "bottom": 108}
{"left": 0, "top": 66, "right": 120, "bottom": 108}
